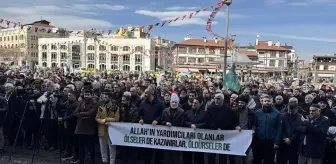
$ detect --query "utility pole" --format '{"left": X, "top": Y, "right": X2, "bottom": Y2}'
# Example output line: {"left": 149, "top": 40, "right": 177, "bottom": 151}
{"left": 223, "top": 0, "right": 232, "bottom": 81}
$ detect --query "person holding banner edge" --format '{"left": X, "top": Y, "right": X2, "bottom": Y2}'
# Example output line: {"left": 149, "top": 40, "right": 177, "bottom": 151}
{"left": 183, "top": 97, "right": 206, "bottom": 164}
{"left": 139, "top": 88, "right": 165, "bottom": 164}
{"left": 161, "top": 93, "right": 184, "bottom": 164}
{"left": 96, "top": 91, "right": 120, "bottom": 164}
{"left": 204, "top": 93, "right": 240, "bottom": 164}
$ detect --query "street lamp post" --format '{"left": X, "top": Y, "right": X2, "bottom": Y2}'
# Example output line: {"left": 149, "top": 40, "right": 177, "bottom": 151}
{"left": 223, "top": 0, "right": 232, "bottom": 81}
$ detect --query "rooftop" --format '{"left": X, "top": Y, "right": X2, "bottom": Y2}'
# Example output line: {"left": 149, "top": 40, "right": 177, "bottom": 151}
{"left": 24, "top": 20, "right": 55, "bottom": 28}
{"left": 256, "top": 41, "right": 290, "bottom": 51}
{"left": 174, "top": 38, "right": 234, "bottom": 48}
{"left": 239, "top": 48, "right": 257, "bottom": 57}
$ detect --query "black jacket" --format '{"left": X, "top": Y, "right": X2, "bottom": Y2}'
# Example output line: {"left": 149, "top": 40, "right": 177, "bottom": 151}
{"left": 281, "top": 112, "right": 302, "bottom": 144}
{"left": 205, "top": 104, "right": 237, "bottom": 130}
{"left": 235, "top": 108, "right": 255, "bottom": 130}
{"left": 161, "top": 107, "right": 184, "bottom": 127}
{"left": 184, "top": 109, "right": 206, "bottom": 128}
{"left": 139, "top": 98, "right": 165, "bottom": 124}
{"left": 0, "top": 96, "right": 7, "bottom": 126}
{"left": 119, "top": 104, "right": 139, "bottom": 123}
{"left": 297, "top": 115, "right": 329, "bottom": 159}
{"left": 61, "top": 100, "right": 79, "bottom": 123}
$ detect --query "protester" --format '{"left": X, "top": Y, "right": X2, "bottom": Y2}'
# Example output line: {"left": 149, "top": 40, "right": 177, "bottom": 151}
{"left": 74, "top": 88, "right": 98, "bottom": 164}
{"left": 204, "top": 93, "right": 239, "bottom": 164}
{"left": 297, "top": 104, "right": 329, "bottom": 164}
{"left": 161, "top": 93, "right": 184, "bottom": 164}
{"left": 1, "top": 66, "right": 336, "bottom": 164}
{"left": 183, "top": 97, "right": 205, "bottom": 164}
{"left": 252, "top": 95, "right": 282, "bottom": 164}
{"left": 96, "top": 91, "right": 120, "bottom": 164}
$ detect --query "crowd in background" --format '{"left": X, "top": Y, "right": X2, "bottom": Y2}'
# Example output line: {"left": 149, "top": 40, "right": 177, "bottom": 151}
{"left": 0, "top": 68, "right": 334, "bottom": 164}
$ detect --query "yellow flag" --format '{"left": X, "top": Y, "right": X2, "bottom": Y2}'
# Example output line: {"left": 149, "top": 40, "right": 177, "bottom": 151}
{"left": 117, "top": 27, "right": 124, "bottom": 36}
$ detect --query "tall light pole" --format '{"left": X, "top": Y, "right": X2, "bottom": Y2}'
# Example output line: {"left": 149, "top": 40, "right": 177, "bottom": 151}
{"left": 223, "top": 0, "right": 232, "bottom": 80}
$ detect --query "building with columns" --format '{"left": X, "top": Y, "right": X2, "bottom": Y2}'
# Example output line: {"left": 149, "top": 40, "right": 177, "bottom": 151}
{"left": 38, "top": 36, "right": 172, "bottom": 72}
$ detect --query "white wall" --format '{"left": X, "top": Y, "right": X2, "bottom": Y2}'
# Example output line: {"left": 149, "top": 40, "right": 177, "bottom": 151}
{"left": 38, "top": 37, "right": 154, "bottom": 71}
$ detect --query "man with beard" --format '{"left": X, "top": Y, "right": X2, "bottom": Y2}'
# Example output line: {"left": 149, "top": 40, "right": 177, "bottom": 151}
{"left": 74, "top": 89, "right": 98, "bottom": 164}
{"left": 59, "top": 91, "right": 79, "bottom": 162}
{"left": 112, "top": 84, "right": 122, "bottom": 105}
{"left": 317, "top": 98, "right": 336, "bottom": 126}
{"left": 139, "top": 88, "right": 165, "bottom": 164}
{"left": 325, "top": 89, "right": 335, "bottom": 108}
{"left": 277, "top": 101, "right": 302, "bottom": 164}
{"left": 119, "top": 94, "right": 139, "bottom": 164}
{"left": 183, "top": 97, "right": 205, "bottom": 164}
{"left": 130, "top": 87, "right": 141, "bottom": 107}
{"left": 161, "top": 93, "right": 184, "bottom": 164}
{"left": 252, "top": 95, "right": 282, "bottom": 164}
{"left": 234, "top": 95, "right": 255, "bottom": 164}
{"left": 202, "top": 89, "right": 212, "bottom": 111}
{"left": 241, "top": 88, "right": 257, "bottom": 110}
{"left": 297, "top": 104, "right": 329, "bottom": 164}
{"left": 293, "top": 88, "right": 305, "bottom": 104}
{"left": 204, "top": 93, "right": 239, "bottom": 164}
{"left": 96, "top": 91, "right": 119, "bottom": 164}
{"left": 182, "top": 90, "right": 196, "bottom": 111}
{"left": 162, "top": 91, "right": 171, "bottom": 108}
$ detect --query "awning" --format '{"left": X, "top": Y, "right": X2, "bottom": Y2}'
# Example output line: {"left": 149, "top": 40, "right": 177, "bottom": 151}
{"left": 208, "top": 69, "right": 217, "bottom": 72}
{"left": 188, "top": 68, "right": 199, "bottom": 72}
{"left": 175, "top": 68, "right": 189, "bottom": 72}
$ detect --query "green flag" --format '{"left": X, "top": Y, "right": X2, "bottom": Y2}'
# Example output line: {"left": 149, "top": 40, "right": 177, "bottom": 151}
{"left": 223, "top": 62, "right": 241, "bottom": 93}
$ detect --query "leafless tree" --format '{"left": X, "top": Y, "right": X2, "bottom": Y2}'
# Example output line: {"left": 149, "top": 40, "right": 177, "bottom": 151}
{"left": 0, "top": 47, "right": 23, "bottom": 64}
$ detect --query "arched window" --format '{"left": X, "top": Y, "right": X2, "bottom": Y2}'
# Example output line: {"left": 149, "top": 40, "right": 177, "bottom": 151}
{"left": 51, "top": 44, "right": 57, "bottom": 50}
{"left": 111, "top": 46, "right": 118, "bottom": 51}
{"left": 99, "top": 64, "right": 106, "bottom": 70}
{"left": 122, "top": 65, "right": 130, "bottom": 71}
{"left": 87, "top": 45, "right": 95, "bottom": 50}
{"left": 87, "top": 53, "right": 95, "bottom": 61}
{"left": 111, "top": 54, "right": 118, "bottom": 62}
{"left": 60, "top": 45, "right": 67, "bottom": 50}
{"left": 135, "top": 46, "right": 143, "bottom": 51}
{"left": 99, "top": 45, "right": 106, "bottom": 51}
{"left": 123, "top": 54, "right": 130, "bottom": 61}
{"left": 99, "top": 53, "right": 106, "bottom": 61}
{"left": 123, "top": 46, "right": 130, "bottom": 51}
{"left": 42, "top": 62, "right": 47, "bottom": 67}
{"left": 111, "top": 65, "right": 118, "bottom": 70}
{"left": 135, "top": 54, "right": 142, "bottom": 63}
{"left": 51, "top": 62, "right": 57, "bottom": 68}
{"left": 135, "top": 65, "right": 142, "bottom": 71}
{"left": 87, "top": 64, "right": 95, "bottom": 69}
{"left": 42, "top": 45, "right": 47, "bottom": 50}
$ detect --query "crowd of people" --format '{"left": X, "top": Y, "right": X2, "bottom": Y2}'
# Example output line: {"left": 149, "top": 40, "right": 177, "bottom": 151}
{"left": 0, "top": 69, "right": 335, "bottom": 164}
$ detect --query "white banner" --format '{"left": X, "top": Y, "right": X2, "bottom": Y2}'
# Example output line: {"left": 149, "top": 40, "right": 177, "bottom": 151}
{"left": 108, "top": 123, "right": 253, "bottom": 156}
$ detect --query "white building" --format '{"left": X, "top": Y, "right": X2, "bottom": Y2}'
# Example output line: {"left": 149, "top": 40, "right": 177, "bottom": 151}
{"left": 0, "top": 20, "right": 65, "bottom": 67}
{"left": 38, "top": 36, "right": 158, "bottom": 72}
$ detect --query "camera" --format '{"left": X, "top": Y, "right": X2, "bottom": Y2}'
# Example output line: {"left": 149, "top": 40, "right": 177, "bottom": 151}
{"left": 16, "top": 88, "right": 34, "bottom": 99}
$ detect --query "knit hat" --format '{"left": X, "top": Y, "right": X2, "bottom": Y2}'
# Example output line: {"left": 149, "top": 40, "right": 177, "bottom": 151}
{"left": 171, "top": 93, "right": 180, "bottom": 102}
